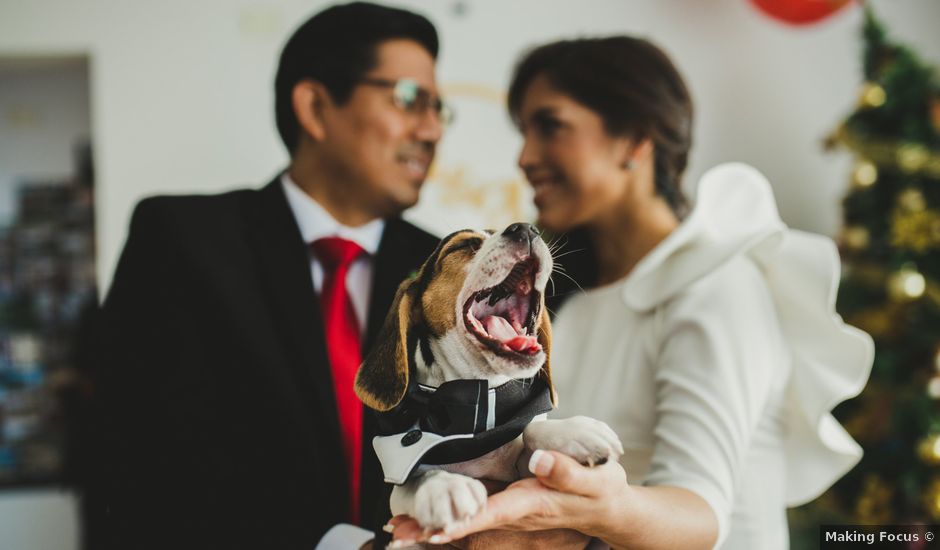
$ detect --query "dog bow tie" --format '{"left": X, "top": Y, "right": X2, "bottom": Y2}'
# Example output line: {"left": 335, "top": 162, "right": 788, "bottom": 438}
{"left": 411, "top": 377, "right": 540, "bottom": 437}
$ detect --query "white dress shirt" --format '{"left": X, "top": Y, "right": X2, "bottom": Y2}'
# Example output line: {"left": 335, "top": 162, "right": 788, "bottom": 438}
{"left": 281, "top": 174, "right": 384, "bottom": 550}
{"left": 550, "top": 163, "right": 874, "bottom": 550}
{"left": 281, "top": 173, "right": 385, "bottom": 334}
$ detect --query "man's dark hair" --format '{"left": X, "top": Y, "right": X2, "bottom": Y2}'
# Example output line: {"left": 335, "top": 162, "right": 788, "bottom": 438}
{"left": 275, "top": 2, "right": 438, "bottom": 154}
{"left": 508, "top": 36, "right": 693, "bottom": 219}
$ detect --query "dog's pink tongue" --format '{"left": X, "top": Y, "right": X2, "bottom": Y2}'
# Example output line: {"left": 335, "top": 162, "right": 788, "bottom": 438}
{"left": 484, "top": 315, "right": 516, "bottom": 340}
{"left": 483, "top": 316, "right": 540, "bottom": 352}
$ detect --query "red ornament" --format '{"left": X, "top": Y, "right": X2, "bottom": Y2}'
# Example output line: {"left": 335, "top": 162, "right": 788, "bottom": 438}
{"left": 749, "top": 0, "right": 854, "bottom": 26}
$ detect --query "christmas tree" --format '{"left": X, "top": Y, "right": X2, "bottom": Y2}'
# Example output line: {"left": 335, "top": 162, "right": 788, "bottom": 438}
{"left": 791, "top": 5, "right": 940, "bottom": 545}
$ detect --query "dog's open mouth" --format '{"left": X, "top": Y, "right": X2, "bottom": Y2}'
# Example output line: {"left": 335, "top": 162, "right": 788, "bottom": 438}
{"left": 463, "top": 257, "right": 542, "bottom": 356}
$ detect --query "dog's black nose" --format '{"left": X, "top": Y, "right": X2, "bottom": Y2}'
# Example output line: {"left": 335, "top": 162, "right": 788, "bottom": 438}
{"left": 503, "top": 222, "right": 539, "bottom": 243}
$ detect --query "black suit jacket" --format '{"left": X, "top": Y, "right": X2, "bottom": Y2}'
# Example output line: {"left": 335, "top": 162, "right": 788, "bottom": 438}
{"left": 86, "top": 179, "right": 439, "bottom": 550}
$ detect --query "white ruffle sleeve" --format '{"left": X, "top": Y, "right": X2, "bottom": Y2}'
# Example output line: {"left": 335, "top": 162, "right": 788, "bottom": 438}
{"left": 621, "top": 162, "right": 874, "bottom": 513}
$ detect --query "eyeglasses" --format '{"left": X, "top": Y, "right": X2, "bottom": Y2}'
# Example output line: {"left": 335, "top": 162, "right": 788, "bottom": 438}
{"left": 358, "top": 77, "right": 455, "bottom": 126}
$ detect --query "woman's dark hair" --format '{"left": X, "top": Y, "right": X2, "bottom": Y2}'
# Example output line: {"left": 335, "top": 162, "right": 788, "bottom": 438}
{"left": 508, "top": 36, "right": 693, "bottom": 218}
{"left": 274, "top": 2, "right": 438, "bottom": 154}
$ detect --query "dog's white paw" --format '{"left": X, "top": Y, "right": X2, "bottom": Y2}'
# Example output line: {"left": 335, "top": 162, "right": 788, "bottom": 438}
{"left": 523, "top": 416, "right": 624, "bottom": 466}
{"left": 413, "top": 470, "right": 488, "bottom": 531}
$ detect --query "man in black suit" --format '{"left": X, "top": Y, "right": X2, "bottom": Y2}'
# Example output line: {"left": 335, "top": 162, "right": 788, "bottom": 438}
{"left": 86, "top": 3, "right": 444, "bottom": 549}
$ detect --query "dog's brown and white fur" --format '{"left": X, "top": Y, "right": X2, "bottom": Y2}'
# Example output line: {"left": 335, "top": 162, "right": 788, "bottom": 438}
{"left": 355, "top": 223, "right": 623, "bottom": 531}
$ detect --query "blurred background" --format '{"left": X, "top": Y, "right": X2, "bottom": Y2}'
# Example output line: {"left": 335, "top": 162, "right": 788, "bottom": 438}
{"left": 0, "top": 0, "right": 938, "bottom": 548}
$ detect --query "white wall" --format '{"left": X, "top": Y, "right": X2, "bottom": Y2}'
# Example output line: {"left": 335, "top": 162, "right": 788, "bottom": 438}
{"left": 2, "top": 0, "right": 940, "bottom": 292}
{"left": 1, "top": 1, "right": 939, "bottom": 548}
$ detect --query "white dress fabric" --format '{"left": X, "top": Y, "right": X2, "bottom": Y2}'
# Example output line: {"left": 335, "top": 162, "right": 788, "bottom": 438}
{"left": 550, "top": 163, "right": 874, "bottom": 550}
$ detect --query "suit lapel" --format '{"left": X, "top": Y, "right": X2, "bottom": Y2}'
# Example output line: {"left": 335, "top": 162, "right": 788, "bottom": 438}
{"left": 363, "top": 218, "right": 427, "bottom": 351}
{"left": 246, "top": 180, "right": 342, "bottom": 444}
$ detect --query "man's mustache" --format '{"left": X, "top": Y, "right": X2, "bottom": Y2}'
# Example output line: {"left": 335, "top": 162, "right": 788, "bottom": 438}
{"left": 398, "top": 141, "right": 435, "bottom": 158}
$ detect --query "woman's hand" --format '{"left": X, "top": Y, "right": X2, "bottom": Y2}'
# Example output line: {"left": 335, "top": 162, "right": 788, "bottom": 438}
{"left": 389, "top": 450, "right": 630, "bottom": 547}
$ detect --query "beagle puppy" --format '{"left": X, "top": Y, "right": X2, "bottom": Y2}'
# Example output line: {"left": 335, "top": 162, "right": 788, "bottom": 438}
{"left": 355, "top": 222, "right": 623, "bottom": 531}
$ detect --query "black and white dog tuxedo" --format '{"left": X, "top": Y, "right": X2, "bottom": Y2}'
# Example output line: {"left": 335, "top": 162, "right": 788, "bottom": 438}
{"left": 375, "top": 376, "right": 554, "bottom": 484}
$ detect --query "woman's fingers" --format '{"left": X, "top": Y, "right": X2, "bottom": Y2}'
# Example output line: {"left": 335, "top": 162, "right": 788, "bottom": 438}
{"left": 529, "top": 449, "right": 627, "bottom": 497}
{"left": 387, "top": 516, "right": 427, "bottom": 546}
{"left": 385, "top": 515, "right": 409, "bottom": 529}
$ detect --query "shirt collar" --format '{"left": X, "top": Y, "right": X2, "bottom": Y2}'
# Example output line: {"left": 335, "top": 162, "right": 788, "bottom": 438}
{"left": 280, "top": 172, "right": 385, "bottom": 255}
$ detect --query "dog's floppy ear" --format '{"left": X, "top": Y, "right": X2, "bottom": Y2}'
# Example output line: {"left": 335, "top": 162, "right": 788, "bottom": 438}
{"left": 355, "top": 278, "right": 418, "bottom": 411}
{"left": 535, "top": 306, "right": 557, "bottom": 405}
{"left": 355, "top": 234, "right": 458, "bottom": 411}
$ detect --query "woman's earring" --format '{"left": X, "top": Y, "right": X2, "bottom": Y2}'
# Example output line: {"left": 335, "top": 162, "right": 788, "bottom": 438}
{"left": 621, "top": 159, "right": 635, "bottom": 171}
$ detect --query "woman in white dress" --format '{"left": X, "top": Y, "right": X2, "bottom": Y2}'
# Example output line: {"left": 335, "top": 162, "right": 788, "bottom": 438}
{"left": 392, "top": 36, "right": 874, "bottom": 549}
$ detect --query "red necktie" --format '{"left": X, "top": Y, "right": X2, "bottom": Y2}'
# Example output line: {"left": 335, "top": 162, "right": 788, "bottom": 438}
{"left": 311, "top": 237, "right": 365, "bottom": 524}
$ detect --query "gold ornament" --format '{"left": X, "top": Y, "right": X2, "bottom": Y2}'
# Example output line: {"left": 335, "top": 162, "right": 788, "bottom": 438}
{"left": 860, "top": 82, "right": 887, "bottom": 108}
{"left": 842, "top": 225, "right": 870, "bottom": 251}
{"left": 928, "top": 376, "right": 940, "bottom": 398}
{"left": 887, "top": 263, "right": 926, "bottom": 301}
{"left": 925, "top": 477, "right": 940, "bottom": 520}
{"left": 898, "top": 143, "right": 930, "bottom": 173}
{"left": 891, "top": 206, "right": 940, "bottom": 254}
{"left": 920, "top": 435, "right": 940, "bottom": 464}
{"left": 855, "top": 474, "right": 893, "bottom": 524}
{"left": 845, "top": 260, "right": 940, "bottom": 312}
{"left": 852, "top": 160, "right": 878, "bottom": 187}
{"left": 897, "top": 188, "right": 927, "bottom": 213}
